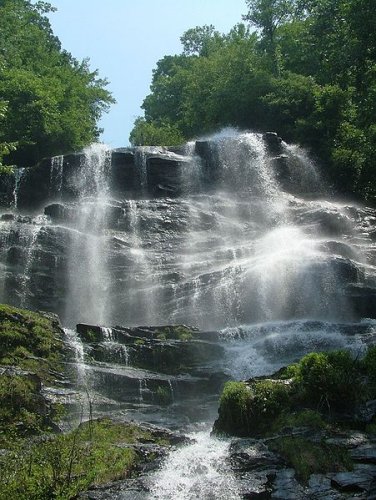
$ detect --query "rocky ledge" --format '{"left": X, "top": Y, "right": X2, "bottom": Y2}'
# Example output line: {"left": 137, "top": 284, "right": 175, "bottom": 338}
{"left": 213, "top": 348, "right": 376, "bottom": 498}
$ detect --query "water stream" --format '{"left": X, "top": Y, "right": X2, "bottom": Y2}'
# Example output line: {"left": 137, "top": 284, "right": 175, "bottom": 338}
{"left": 3, "top": 130, "right": 376, "bottom": 497}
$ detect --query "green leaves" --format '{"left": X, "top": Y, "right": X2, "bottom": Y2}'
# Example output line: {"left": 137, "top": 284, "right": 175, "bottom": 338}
{"left": 0, "top": 0, "right": 114, "bottom": 166}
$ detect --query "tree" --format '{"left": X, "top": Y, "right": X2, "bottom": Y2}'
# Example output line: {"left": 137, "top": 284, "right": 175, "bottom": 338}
{"left": 243, "top": 0, "right": 296, "bottom": 49}
{"left": 0, "top": 0, "right": 114, "bottom": 166}
{"left": 129, "top": 118, "right": 184, "bottom": 146}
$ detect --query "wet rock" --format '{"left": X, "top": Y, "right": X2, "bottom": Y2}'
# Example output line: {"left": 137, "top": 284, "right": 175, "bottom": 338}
{"left": 347, "top": 285, "right": 376, "bottom": 319}
{"left": 263, "top": 132, "right": 283, "bottom": 155}
{"left": 0, "top": 169, "right": 15, "bottom": 207}
{"left": 236, "top": 469, "right": 276, "bottom": 498}
{"left": 17, "top": 158, "right": 51, "bottom": 209}
{"left": 77, "top": 323, "right": 104, "bottom": 342}
{"left": 78, "top": 478, "right": 149, "bottom": 499}
{"left": 271, "top": 468, "right": 306, "bottom": 499}
{"left": 351, "top": 444, "right": 376, "bottom": 464}
{"left": 110, "top": 150, "right": 139, "bottom": 197}
{"left": 146, "top": 154, "right": 190, "bottom": 197}
{"left": 1, "top": 213, "right": 15, "bottom": 221}
{"left": 307, "top": 474, "right": 343, "bottom": 499}
{"left": 44, "top": 203, "right": 68, "bottom": 222}
{"left": 330, "top": 464, "right": 376, "bottom": 493}
{"left": 229, "top": 439, "right": 281, "bottom": 471}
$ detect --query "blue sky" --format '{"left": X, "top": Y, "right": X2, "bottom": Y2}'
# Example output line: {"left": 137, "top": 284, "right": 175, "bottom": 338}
{"left": 46, "top": 1, "right": 247, "bottom": 147}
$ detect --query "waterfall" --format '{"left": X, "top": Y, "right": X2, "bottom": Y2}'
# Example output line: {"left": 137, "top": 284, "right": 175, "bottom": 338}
{"left": 2, "top": 129, "right": 376, "bottom": 496}
{"left": 12, "top": 167, "right": 24, "bottom": 209}
{"left": 150, "top": 430, "right": 240, "bottom": 499}
{"left": 64, "top": 143, "right": 112, "bottom": 326}
{"left": 49, "top": 155, "right": 64, "bottom": 199}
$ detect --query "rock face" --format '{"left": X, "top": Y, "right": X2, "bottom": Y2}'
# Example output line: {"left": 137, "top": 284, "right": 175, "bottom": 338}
{"left": 2, "top": 132, "right": 376, "bottom": 331}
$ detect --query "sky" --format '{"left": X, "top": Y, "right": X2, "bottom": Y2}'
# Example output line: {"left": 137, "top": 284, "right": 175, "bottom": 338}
{"left": 46, "top": 0, "right": 248, "bottom": 147}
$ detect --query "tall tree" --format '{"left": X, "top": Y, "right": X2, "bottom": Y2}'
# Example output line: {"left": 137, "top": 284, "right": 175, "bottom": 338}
{"left": 0, "top": 0, "right": 114, "bottom": 166}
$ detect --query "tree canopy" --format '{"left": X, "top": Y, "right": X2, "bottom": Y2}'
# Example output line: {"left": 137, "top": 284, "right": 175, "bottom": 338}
{"left": 0, "top": 0, "right": 114, "bottom": 166}
{"left": 130, "top": 0, "right": 376, "bottom": 203}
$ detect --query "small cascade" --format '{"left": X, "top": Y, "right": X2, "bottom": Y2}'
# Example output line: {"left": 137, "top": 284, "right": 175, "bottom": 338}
{"left": 219, "top": 319, "right": 370, "bottom": 380}
{"left": 49, "top": 155, "right": 64, "bottom": 199}
{"left": 63, "top": 328, "right": 93, "bottom": 423}
{"left": 64, "top": 144, "right": 112, "bottom": 326}
{"left": 122, "top": 199, "right": 157, "bottom": 325}
{"left": 150, "top": 430, "right": 240, "bottom": 499}
{"left": 12, "top": 167, "right": 24, "bottom": 209}
{"left": 19, "top": 225, "right": 41, "bottom": 308}
{"left": 134, "top": 146, "right": 163, "bottom": 192}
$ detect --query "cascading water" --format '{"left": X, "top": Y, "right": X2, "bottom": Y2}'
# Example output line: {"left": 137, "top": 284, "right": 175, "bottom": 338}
{"left": 2, "top": 130, "right": 376, "bottom": 497}
{"left": 64, "top": 143, "right": 112, "bottom": 325}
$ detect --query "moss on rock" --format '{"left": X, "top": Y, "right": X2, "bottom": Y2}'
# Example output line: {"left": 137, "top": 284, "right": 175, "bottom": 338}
{"left": 0, "top": 304, "right": 66, "bottom": 442}
{"left": 214, "top": 346, "right": 376, "bottom": 438}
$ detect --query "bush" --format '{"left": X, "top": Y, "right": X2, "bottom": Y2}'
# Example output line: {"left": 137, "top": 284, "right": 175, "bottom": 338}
{"left": 214, "top": 379, "right": 290, "bottom": 436}
{"left": 294, "top": 350, "right": 362, "bottom": 411}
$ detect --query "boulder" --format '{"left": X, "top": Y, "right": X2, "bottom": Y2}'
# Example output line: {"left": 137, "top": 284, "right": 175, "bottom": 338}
{"left": 146, "top": 155, "right": 189, "bottom": 197}
{"left": 263, "top": 132, "right": 283, "bottom": 154}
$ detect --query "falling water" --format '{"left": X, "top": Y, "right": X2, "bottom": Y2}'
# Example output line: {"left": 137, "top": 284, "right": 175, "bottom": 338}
{"left": 2, "top": 130, "right": 376, "bottom": 497}
{"left": 150, "top": 430, "right": 240, "bottom": 499}
{"left": 49, "top": 155, "right": 64, "bottom": 198}
{"left": 19, "top": 226, "right": 41, "bottom": 308}
{"left": 12, "top": 167, "right": 24, "bottom": 209}
{"left": 65, "top": 143, "right": 111, "bottom": 325}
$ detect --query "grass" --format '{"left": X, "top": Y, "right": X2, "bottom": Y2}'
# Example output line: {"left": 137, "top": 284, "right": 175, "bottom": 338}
{"left": 269, "top": 436, "right": 353, "bottom": 484}
{"left": 0, "top": 304, "right": 66, "bottom": 442}
{"left": 0, "top": 418, "right": 167, "bottom": 500}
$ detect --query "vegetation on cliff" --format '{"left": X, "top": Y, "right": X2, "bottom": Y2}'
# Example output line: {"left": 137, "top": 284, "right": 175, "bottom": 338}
{"left": 213, "top": 346, "right": 376, "bottom": 437}
{"left": 131, "top": 0, "right": 376, "bottom": 203}
{"left": 0, "top": 304, "right": 66, "bottom": 442}
{"left": 0, "top": 418, "right": 174, "bottom": 500}
{"left": 0, "top": 0, "right": 114, "bottom": 167}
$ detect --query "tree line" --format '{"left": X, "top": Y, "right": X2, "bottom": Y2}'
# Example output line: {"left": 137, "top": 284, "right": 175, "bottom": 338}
{"left": 0, "top": 0, "right": 114, "bottom": 167}
{"left": 130, "top": 0, "right": 376, "bottom": 203}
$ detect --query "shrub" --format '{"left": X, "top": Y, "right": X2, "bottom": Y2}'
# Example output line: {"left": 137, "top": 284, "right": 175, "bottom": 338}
{"left": 214, "top": 379, "right": 290, "bottom": 436}
{"left": 294, "top": 350, "right": 362, "bottom": 411}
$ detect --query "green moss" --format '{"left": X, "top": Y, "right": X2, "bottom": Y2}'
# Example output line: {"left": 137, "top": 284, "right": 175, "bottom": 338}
{"left": 79, "top": 328, "right": 101, "bottom": 343}
{"left": 155, "top": 385, "right": 173, "bottom": 405}
{"left": 215, "top": 346, "right": 376, "bottom": 438}
{"left": 295, "top": 350, "right": 362, "bottom": 411}
{"left": 0, "top": 304, "right": 64, "bottom": 380}
{"left": 272, "top": 409, "right": 327, "bottom": 433}
{"left": 156, "top": 325, "right": 194, "bottom": 341}
{"left": 0, "top": 418, "right": 168, "bottom": 500}
{"left": 0, "top": 304, "right": 67, "bottom": 443}
{"left": 214, "top": 379, "right": 290, "bottom": 436}
{"left": 269, "top": 437, "right": 353, "bottom": 484}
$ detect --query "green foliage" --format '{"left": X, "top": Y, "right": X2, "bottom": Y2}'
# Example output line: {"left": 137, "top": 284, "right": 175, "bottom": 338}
{"left": 215, "top": 379, "right": 290, "bottom": 436}
{"left": 0, "top": 0, "right": 114, "bottom": 166}
{"left": 0, "top": 304, "right": 64, "bottom": 375}
{"left": 216, "top": 381, "right": 252, "bottom": 436}
{"left": 215, "top": 347, "right": 376, "bottom": 437}
{"left": 131, "top": 0, "right": 376, "bottom": 202}
{"left": 294, "top": 350, "right": 362, "bottom": 410}
{"left": 156, "top": 325, "right": 194, "bottom": 341}
{"left": 269, "top": 436, "right": 353, "bottom": 483}
{"left": 0, "top": 418, "right": 165, "bottom": 500}
{"left": 272, "top": 408, "right": 327, "bottom": 432}
{"left": 130, "top": 117, "right": 184, "bottom": 146}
